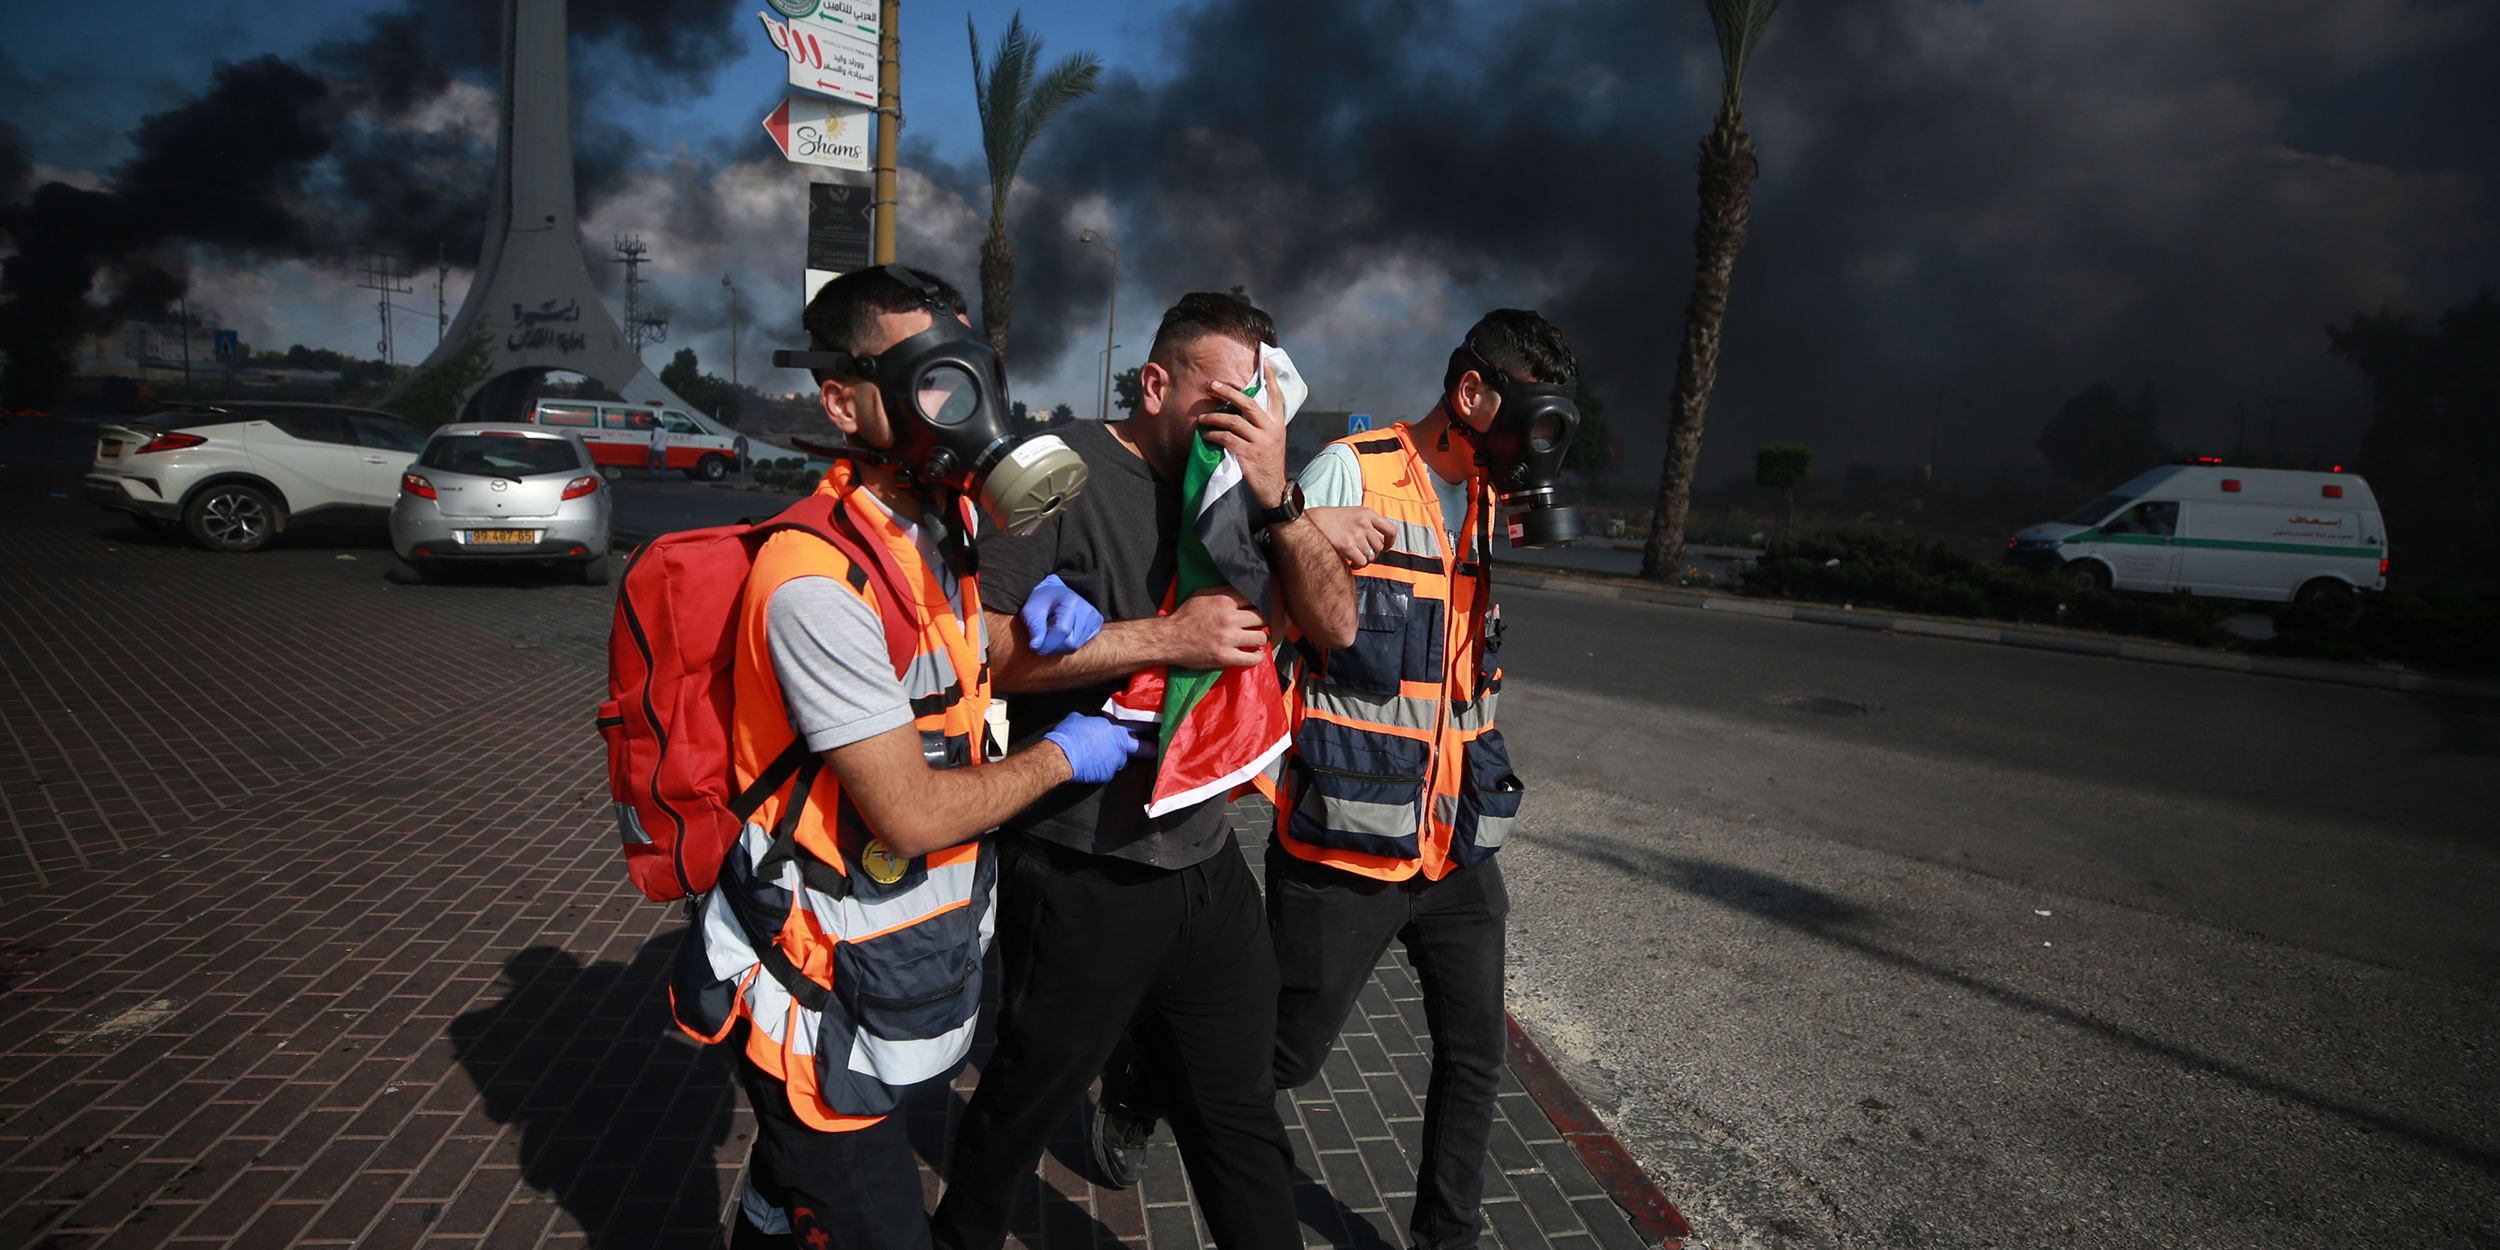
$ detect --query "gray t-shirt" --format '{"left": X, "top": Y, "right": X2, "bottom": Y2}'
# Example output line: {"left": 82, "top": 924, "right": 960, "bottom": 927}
{"left": 765, "top": 498, "right": 960, "bottom": 754}
{"left": 975, "top": 420, "right": 1231, "bottom": 869}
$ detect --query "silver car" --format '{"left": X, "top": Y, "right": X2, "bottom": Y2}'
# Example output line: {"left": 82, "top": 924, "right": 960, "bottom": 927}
{"left": 390, "top": 423, "right": 613, "bottom": 584}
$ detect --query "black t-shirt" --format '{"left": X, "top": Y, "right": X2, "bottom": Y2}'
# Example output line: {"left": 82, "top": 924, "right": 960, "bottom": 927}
{"left": 976, "top": 420, "right": 1232, "bottom": 869}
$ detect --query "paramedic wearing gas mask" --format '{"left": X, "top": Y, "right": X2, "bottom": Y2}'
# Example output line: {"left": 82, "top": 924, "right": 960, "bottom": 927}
{"left": 929, "top": 293, "right": 1356, "bottom": 1250}
{"left": 674, "top": 265, "right": 1144, "bottom": 1250}
{"left": 1268, "top": 308, "right": 1583, "bottom": 1250}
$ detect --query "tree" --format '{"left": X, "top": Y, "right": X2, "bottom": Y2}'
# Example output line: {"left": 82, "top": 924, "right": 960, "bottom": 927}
{"left": 970, "top": 13, "right": 1101, "bottom": 361}
{"left": 1641, "top": 0, "right": 1786, "bottom": 581}
{"left": 2329, "top": 289, "right": 2500, "bottom": 555}
{"left": 378, "top": 331, "right": 492, "bottom": 429}
{"left": 1113, "top": 365, "right": 1142, "bottom": 416}
{"left": 661, "top": 347, "right": 742, "bottom": 426}
{"left": 1754, "top": 441, "right": 1813, "bottom": 537}
{"left": 1049, "top": 401, "right": 1076, "bottom": 425}
{"left": 1565, "top": 376, "right": 1615, "bottom": 473}
{"left": 2036, "top": 382, "right": 2169, "bottom": 490}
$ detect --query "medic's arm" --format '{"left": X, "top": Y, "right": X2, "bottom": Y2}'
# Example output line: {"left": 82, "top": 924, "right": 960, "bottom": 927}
{"left": 817, "top": 725, "right": 1072, "bottom": 857}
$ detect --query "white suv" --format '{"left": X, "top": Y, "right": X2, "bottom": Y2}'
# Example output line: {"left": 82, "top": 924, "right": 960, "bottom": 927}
{"left": 84, "top": 402, "right": 430, "bottom": 552}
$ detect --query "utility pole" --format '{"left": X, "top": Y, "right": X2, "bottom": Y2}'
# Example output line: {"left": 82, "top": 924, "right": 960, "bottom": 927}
{"left": 1926, "top": 388, "right": 1944, "bottom": 486}
{"left": 436, "top": 242, "right": 448, "bottom": 344}
{"left": 357, "top": 253, "right": 413, "bottom": 366}
{"left": 614, "top": 236, "right": 671, "bottom": 361}
{"left": 179, "top": 295, "right": 193, "bottom": 399}
{"left": 872, "top": 0, "right": 900, "bottom": 265}
{"left": 1080, "top": 229, "right": 1118, "bottom": 421}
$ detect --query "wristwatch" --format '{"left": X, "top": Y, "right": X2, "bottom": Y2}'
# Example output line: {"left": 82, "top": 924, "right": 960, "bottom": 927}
{"left": 1254, "top": 483, "right": 1306, "bottom": 531}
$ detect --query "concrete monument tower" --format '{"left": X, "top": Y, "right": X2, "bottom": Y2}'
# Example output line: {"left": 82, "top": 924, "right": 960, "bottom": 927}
{"left": 403, "top": 0, "right": 726, "bottom": 433}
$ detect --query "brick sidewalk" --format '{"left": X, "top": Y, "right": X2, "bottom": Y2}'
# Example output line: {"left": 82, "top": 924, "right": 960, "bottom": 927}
{"left": 0, "top": 464, "right": 1663, "bottom": 1250}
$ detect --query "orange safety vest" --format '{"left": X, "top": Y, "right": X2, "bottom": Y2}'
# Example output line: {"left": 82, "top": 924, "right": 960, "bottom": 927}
{"left": 669, "top": 465, "right": 996, "bottom": 1131}
{"left": 1274, "top": 422, "right": 1523, "bottom": 882}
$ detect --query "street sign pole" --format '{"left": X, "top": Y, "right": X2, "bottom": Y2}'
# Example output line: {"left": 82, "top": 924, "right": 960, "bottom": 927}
{"left": 873, "top": 0, "right": 899, "bottom": 265}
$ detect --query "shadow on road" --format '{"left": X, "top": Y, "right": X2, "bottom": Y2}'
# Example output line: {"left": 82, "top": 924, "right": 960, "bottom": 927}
{"left": 1539, "top": 829, "right": 2500, "bottom": 1175}
{"left": 449, "top": 937, "right": 739, "bottom": 1247}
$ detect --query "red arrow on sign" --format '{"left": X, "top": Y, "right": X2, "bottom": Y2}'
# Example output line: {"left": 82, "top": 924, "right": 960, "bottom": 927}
{"left": 762, "top": 97, "right": 794, "bottom": 159}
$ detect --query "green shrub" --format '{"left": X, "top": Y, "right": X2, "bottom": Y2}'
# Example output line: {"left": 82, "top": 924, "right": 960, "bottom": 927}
{"left": 2266, "top": 589, "right": 2500, "bottom": 675}
{"left": 1740, "top": 529, "right": 2236, "bottom": 648}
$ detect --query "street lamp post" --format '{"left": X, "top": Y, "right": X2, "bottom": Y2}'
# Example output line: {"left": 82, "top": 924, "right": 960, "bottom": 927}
{"left": 1079, "top": 229, "right": 1118, "bottom": 421}
{"left": 721, "top": 274, "right": 739, "bottom": 393}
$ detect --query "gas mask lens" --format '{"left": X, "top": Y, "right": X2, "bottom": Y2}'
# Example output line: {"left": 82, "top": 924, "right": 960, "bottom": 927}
{"left": 916, "top": 362, "right": 980, "bottom": 427}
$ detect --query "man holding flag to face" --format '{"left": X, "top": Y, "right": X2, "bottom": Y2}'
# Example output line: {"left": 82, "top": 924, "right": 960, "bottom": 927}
{"left": 931, "top": 292, "right": 1355, "bottom": 1250}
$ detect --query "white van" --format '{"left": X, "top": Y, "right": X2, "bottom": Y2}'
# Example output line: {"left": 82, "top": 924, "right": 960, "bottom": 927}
{"left": 528, "top": 399, "right": 743, "bottom": 481}
{"left": 2007, "top": 462, "right": 2388, "bottom": 603}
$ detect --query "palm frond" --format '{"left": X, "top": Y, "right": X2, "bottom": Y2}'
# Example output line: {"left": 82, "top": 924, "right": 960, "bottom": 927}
{"left": 1021, "top": 53, "right": 1104, "bottom": 147}
{"left": 968, "top": 10, "right": 1103, "bottom": 222}
{"left": 1701, "top": 0, "right": 1784, "bottom": 109}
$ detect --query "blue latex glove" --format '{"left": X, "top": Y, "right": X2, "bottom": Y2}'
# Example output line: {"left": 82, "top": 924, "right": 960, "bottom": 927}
{"left": 1043, "top": 713, "right": 1157, "bottom": 785}
{"left": 1020, "top": 574, "right": 1104, "bottom": 656}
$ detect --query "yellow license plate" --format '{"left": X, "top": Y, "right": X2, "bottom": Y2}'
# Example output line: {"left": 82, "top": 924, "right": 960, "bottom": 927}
{"left": 467, "top": 529, "right": 537, "bottom": 544}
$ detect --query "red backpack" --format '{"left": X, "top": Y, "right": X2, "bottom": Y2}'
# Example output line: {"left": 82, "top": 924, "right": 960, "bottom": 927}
{"left": 597, "top": 492, "right": 918, "bottom": 903}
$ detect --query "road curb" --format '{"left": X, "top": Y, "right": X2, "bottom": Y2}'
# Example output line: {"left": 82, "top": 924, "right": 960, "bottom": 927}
{"left": 1506, "top": 1016, "right": 1700, "bottom": 1249}
{"left": 1496, "top": 565, "right": 2500, "bottom": 704}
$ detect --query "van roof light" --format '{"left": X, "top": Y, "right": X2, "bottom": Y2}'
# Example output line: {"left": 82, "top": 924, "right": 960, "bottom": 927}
{"left": 2220, "top": 479, "right": 2242, "bottom": 492}
{"left": 2322, "top": 484, "right": 2344, "bottom": 498}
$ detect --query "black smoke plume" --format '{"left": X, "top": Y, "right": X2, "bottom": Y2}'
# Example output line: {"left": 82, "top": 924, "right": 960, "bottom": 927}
{"left": 0, "top": 0, "right": 744, "bottom": 409}
{"left": 940, "top": 0, "right": 2497, "bottom": 478}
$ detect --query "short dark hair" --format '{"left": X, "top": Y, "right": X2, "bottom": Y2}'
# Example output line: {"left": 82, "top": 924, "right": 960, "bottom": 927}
{"left": 1147, "top": 291, "right": 1277, "bottom": 370}
{"left": 799, "top": 265, "right": 968, "bottom": 377}
{"left": 1442, "top": 309, "right": 1576, "bottom": 395}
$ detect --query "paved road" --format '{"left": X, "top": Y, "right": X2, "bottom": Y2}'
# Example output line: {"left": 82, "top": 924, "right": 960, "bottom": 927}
{"left": 1488, "top": 584, "right": 2500, "bottom": 1248}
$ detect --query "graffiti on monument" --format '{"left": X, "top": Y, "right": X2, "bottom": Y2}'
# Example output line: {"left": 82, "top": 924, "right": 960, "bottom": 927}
{"left": 508, "top": 299, "right": 589, "bottom": 354}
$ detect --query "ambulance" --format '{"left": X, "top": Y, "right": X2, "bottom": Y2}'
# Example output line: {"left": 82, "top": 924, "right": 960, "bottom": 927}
{"left": 2006, "top": 462, "right": 2388, "bottom": 603}
{"left": 527, "top": 399, "right": 744, "bottom": 481}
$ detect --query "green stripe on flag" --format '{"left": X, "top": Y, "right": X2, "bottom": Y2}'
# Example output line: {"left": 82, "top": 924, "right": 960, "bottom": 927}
{"left": 1161, "top": 431, "right": 1229, "bottom": 752}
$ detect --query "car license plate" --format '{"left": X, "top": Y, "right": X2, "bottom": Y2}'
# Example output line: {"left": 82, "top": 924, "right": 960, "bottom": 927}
{"left": 100, "top": 439, "right": 122, "bottom": 455}
{"left": 467, "top": 529, "right": 538, "bottom": 544}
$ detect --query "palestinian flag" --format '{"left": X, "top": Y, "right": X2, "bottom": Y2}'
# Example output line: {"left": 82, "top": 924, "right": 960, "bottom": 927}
{"left": 1106, "top": 345, "right": 1305, "bottom": 817}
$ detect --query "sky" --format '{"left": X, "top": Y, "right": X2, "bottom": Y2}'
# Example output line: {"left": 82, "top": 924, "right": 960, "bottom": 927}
{"left": 2, "top": 0, "right": 2494, "bottom": 487}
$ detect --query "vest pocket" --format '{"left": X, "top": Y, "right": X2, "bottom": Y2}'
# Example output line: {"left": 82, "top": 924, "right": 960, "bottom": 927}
{"left": 1289, "top": 718, "right": 1428, "bottom": 860}
{"left": 1452, "top": 729, "right": 1524, "bottom": 869}
{"left": 1326, "top": 577, "right": 1445, "bottom": 695}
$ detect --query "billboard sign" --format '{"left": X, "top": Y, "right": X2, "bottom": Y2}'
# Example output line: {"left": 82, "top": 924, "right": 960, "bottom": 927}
{"left": 759, "top": 11, "right": 878, "bottom": 108}
{"left": 762, "top": 95, "right": 871, "bottom": 171}
{"left": 806, "top": 180, "right": 875, "bottom": 304}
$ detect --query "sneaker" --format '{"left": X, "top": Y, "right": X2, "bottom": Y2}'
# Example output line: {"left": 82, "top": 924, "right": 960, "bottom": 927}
{"left": 1089, "top": 1094, "right": 1157, "bottom": 1190}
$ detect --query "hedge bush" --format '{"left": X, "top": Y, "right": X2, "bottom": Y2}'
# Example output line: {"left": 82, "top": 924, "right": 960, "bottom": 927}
{"left": 2265, "top": 589, "right": 2500, "bottom": 675}
{"left": 1738, "top": 530, "right": 2236, "bottom": 648}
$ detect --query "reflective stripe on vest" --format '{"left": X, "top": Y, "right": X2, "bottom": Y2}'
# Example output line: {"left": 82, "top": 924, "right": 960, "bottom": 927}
{"left": 669, "top": 469, "right": 997, "bottom": 1131}
{"left": 1277, "top": 423, "right": 1523, "bottom": 881}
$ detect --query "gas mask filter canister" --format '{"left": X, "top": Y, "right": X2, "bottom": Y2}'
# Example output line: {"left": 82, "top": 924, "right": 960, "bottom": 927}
{"left": 772, "top": 267, "right": 1087, "bottom": 536}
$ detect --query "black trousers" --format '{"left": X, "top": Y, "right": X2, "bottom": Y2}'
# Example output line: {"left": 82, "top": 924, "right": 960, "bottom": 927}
{"left": 931, "top": 833, "right": 1297, "bottom": 1250}
{"left": 1268, "top": 850, "right": 1510, "bottom": 1250}
{"left": 731, "top": 1049, "right": 933, "bottom": 1250}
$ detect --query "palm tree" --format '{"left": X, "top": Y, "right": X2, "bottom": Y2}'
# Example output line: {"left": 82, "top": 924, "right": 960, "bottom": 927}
{"left": 1641, "top": 0, "right": 1785, "bottom": 581}
{"left": 969, "top": 13, "right": 1102, "bottom": 361}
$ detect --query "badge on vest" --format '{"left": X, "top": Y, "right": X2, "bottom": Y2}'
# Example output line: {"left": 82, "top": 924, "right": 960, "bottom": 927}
{"left": 859, "top": 839, "right": 910, "bottom": 885}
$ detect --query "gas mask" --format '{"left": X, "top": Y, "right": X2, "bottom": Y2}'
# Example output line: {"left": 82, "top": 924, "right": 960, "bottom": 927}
{"left": 772, "top": 268, "right": 1087, "bottom": 536}
{"left": 1462, "top": 346, "right": 1585, "bottom": 548}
